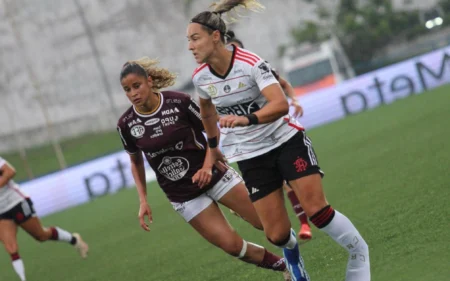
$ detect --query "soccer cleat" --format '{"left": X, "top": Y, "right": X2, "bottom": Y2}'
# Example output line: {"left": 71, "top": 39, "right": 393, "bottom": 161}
{"left": 282, "top": 230, "right": 310, "bottom": 281}
{"left": 73, "top": 233, "right": 89, "bottom": 259}
{"left": 298, "top": 224, "right": 312, "bottom": 242}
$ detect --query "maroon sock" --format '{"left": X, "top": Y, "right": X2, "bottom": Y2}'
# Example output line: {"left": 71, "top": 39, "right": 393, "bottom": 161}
{"left": 11, "top": 252, "right": 20, "bottom": 261}
{"left": 257, "top": 249, "right": 286, "bottom": 272}
{"left": 49, "top": 227, "right": 58, "bottom": 240}
{"left": 287, "top": 190, "right": 309, "bottom": 225}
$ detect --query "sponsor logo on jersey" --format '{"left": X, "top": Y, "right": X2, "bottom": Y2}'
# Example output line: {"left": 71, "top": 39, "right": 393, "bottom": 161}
{"left": 161, "top": 116, "right": 179, "bottom": 127}
{"left": 128, "top": 118, "right": 142, "bottom": 128}
{"left": 166, "top": 99, "right": 182, "bottom": 104}
{"left": 188, "top": 104, "right": 202, "bottom": 120}
{"left": 130, "top": 125, "right": 145, "bottom": 138}
{"left": 150, "top": 126, "right": 163, "bottom": 139}
{"left": 158, "top": 156, "right": 190, "bottom": 181}
{"left": 223, "top": 85, "right": 231, "bottom": 93}
{"left": 147, "top": 141, "right": 183, "bottom": 158}
{"left": 258, "top": 62, "right": 270, "bottom": 74}
{"left": 216, "top": 101, "right": 261, "bottom": 116}
{"left": 207, "top": 85, "right": 218, "bottom": 97}
{"left": 145, "top": 118, "right": 160, "bottom": 126}
{"left": 238, "top": 82, "right": 246, "bottom": 89}
{"left": 161, "top": 108, "right": 180, "bottom": 116}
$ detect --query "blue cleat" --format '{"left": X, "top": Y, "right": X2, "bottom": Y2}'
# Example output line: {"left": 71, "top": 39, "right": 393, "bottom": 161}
{"left": 282, "top": 230, "right": 310, "bottom": 281}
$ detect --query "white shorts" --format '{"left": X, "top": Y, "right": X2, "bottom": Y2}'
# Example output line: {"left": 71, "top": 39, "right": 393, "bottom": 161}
{"left": 171, "top": 168, "right": 243, "bottom": 222}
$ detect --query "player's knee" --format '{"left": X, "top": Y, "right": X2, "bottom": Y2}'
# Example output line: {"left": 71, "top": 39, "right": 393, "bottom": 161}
{"left": 266, "top": 229, "right": 291, "bottom": 247}
{"left": 220, "top": 237, "right": 245, "bottom": 257}
{"left": 4, "top": 242, "right": 18, "bottom": 254}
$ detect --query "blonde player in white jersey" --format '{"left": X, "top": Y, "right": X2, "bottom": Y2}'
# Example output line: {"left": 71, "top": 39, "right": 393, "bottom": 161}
{"left": 187, "top": 1, "right": 370, "bottom": 280}
{"left": 226, "top": 31, "right": 313, "bottom": 242}
{"left": 0, "top": 157, "right": 88, "bottom": 281}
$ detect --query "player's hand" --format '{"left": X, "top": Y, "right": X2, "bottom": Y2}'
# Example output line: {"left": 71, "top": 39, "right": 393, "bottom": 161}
{"left": 291, "top": 101, "right": 304, "bottom": 117}
{"left": 138, "top": 202, "right": 152, "bottom": 232}
{"left": 219, "top": 115, "right": 249, "bottom": 128}
{"left": 192, "top": 166, "right": 212, "bottom": 189}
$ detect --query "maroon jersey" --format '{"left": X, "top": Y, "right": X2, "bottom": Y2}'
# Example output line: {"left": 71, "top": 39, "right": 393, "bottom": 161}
{"left": 117, "top": 91, "right": 225, "bottom": 203}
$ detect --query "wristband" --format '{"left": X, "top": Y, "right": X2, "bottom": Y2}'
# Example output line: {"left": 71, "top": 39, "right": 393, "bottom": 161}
{"left": 208, "top": 137, "right": 218, "bottom": 148}
{"left": 245, "top": 114, "right": 259, "bottom": 125}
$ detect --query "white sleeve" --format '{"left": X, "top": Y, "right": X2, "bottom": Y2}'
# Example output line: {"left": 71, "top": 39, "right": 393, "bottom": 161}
{"left": 251, "top": 60, "right": 279, "bottom": 92}
{"left": 192, "top": 77, "right": 211, "bottom": 100}
{"left": 0, "top": 157, "right": 5, "bottom": 167}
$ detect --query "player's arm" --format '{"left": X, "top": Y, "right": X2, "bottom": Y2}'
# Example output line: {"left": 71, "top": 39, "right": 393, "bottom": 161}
{"left": 279, "top": 76, "right": 303, "bottom": 117}
{"left": 255, "top": 84, "right": 289, "bottom": 123}
{"left": 129, "top": 152, "right": 147, "bottom": 202}
{"left": 0, "top": 160, "right": 16, "bottom": 188}
{"left": 250, "top": 61, "right": 289, "bottom": 124}
{"left": 279, "top": 77, "right": 295, "bottom": 100}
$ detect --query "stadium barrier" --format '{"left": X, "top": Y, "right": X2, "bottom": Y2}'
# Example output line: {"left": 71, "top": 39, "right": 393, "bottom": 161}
{"left": 294, "top": 45, "right": 450, "bottom": 128}
{"left": 21, "top": 45, "right": 450, "bottom": 217}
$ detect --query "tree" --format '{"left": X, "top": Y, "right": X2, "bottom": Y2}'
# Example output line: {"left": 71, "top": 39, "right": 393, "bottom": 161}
{"left": 287, "top": 0, "right": 428, "bottom": 73}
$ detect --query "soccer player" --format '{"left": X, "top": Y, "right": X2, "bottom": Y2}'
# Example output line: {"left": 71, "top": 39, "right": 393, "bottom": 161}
{"left": 187, "top": 1, "right": 370, "bottom": 280}
{"left": 226, "top": 30, "right": 312, "bottom": 242}
{"left": 116, "top": 57, "right": 291, "bottom": 280}
{"left": 0, "top": 157, "right": 89, "bottom": 281}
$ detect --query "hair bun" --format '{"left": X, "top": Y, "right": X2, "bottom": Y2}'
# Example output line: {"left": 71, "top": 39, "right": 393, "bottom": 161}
{"left": 226, "top": 30, "right": 235, "bottom": 39}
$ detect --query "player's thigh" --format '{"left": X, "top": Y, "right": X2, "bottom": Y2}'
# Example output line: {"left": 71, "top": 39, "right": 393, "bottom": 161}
{"left": 16, "top": 199, "right": 47, "bottom": 240}
{"left": 205, "top": 167, "right": 263, "bottom": 230}
{"left": 188, "top": 202, "right": 242, "bottom": 254}
{"left": 252, "top": 188, "right": 292, "bottom": 243}
{"left": 237, "top": 149, "right": 284, "bottom": 204}
{"left": 278, "top": 131, "right": 328, "bottom": 216}
{"left": 217, "top": 181, "right": 263, "bottom": 230}
{"left": 0, "top": 219, "right": 18, "bottom": 253}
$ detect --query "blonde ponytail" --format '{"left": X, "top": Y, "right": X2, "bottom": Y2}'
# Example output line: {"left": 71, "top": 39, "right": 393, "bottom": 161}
{"left": 129, "top": 57, "right": 177, "bottom": 92}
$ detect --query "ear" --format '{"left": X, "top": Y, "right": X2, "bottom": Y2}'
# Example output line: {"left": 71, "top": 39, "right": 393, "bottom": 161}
{"left": 212, "top": 30, "right": 222, "bottom": 44}
{"left": 147, "top": 75, "right": 153, "bottom": 84}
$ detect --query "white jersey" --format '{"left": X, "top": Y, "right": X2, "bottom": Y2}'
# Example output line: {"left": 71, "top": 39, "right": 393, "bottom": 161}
{"left": 192, "top": 46, "right": 301, "bottom": 163}
{"left": 0, "top": 157, "right": 28, "bottom": 214}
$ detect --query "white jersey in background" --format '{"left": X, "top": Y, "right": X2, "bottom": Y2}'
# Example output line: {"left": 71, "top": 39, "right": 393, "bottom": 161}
{"left": 192, "top": 46, "right": 302, "bottom": 163}
{"left": 0, "top": 157, "right": 28, "bottom": 214}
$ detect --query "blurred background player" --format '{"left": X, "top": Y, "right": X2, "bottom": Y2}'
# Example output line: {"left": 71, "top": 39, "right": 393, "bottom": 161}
{"left": 116, "top": 58, "right": 291, "bottom": 280}
{"left": 226, "top": 30, "right": 312, "bottom": 242}
{"left": 0, "top": 156, "right": 88, "bottom": 281}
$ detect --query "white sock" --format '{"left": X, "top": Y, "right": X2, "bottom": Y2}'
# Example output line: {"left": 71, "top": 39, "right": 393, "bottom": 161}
{"left": 12, "top": 259, "right": 26, "bottom": 281}
{"left": 279, "top": 229, "right": 298, "bottom": 250}
{"left": 52, "top": 227, "right": 74, "bottom": 243}
{"left": 320, "top": 210, "right": 371, "bottom": 281}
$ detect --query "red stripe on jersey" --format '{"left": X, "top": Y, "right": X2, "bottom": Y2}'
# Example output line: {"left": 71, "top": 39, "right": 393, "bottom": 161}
{"left": 235, "top": 55, "right": 256, "bottom": 66}
{"left": 197, "top": 75, "right": 250, "bottom": 86}
{"left": 236, "top": 51, "right": 259, "bottom": 64}
{"left": 192, "top": 63, "right": 207, "bottom": 79}
{"left": 236, "top": 48, "right": 260, "bottom": 62}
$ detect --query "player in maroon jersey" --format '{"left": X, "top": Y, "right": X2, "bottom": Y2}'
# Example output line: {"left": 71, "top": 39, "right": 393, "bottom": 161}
{"left": 226, "top": 30, "right": 312, "bottom": 242}
{"left": 116, "top": 57, "right": 292, "bottom": 280}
